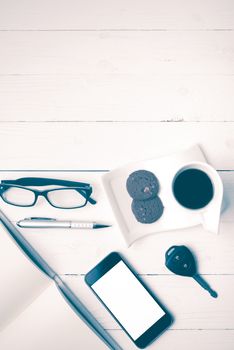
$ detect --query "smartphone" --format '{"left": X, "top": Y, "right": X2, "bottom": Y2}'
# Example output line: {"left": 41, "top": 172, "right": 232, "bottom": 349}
{"left": 85, "top": 252, "right": 173, "bottom": 348}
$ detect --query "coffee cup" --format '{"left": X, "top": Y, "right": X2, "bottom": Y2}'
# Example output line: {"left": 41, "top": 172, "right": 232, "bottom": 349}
{"left": 172, "top": 161, "right": 223, "bottom": 233}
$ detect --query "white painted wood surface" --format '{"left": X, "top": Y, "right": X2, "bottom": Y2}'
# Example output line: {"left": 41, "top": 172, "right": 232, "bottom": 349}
{"left": 0, "top": 122, "right": 233, "bottom": 170}
{"left": 0, "top": 0, "right": 233, "bottom": 30}
{"left": 1, "top": 31, "right": 234, "bottom": 121}
{"left": 0, "top": 1, "right": 234, "bottom": 349}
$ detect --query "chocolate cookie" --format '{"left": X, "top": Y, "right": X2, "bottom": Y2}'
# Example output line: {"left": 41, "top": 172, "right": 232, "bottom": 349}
{"left": 126, "top": 170, "right": 159, "bottom": 200}
{"left": 131, "top": 196, "right": 164, "bottom": 224}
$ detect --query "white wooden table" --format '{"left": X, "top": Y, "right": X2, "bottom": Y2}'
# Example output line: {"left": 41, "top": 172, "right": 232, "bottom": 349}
{"left": 0, "top": 1, "right": 234, "bottom": 349}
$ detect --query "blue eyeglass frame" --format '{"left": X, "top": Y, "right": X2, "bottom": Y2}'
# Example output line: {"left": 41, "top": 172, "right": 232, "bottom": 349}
{"left": 0, "top": 177, "right": 97, "bottom": 209}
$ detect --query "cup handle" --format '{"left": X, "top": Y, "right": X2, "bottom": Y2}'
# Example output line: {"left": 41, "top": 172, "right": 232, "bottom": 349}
{"left": 200, "top": 204, "right": 221, "bottom": 234}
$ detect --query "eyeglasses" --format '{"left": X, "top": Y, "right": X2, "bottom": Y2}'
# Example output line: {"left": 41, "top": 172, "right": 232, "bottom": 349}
{"left": 0, "top": 177, "right": 97, "bottom": 209}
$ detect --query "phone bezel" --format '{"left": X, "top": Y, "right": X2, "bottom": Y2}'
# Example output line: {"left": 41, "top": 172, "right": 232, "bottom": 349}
{"left": 85, "top": 252, "right": 173, "bottom": 348}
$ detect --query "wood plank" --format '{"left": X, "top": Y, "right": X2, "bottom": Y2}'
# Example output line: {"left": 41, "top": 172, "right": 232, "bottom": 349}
{"left": 0, "top": 122, "right": 233, "bottom": 169}
{"left": 0, "top": 171, "right": 233, "bottom": 274}
{"left": 109, "top": 330, "right": 234, "bottom": 350}
{"left": 63, "top": 275, "right": 234, "bottom": 330}
{"left": 1, "top": 75, "right": 234, "bottom": 122}
{"left": 0, "top": 0, "right": 233, "bottom": 30}
{"left": 1, "top": 31, "right": 233, "bottom": 75}
{"left": 0, "top": 31, "right": 234, "bottom": 121}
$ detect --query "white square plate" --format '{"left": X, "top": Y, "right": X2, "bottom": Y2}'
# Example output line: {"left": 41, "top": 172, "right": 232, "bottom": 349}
{"left": 102, "top": 145, "right": 211, "bottom": 246}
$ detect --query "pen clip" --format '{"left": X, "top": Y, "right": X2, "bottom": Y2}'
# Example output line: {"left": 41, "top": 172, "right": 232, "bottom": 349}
{"left": 25, "top": 217, "right": 57, "bottom": 221}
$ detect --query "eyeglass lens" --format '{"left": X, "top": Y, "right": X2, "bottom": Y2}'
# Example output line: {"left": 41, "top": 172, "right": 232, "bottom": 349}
{"left": 47, "top": 188, "right": 87, "bottom": 208}
{"left": 2, "top": 187, "right": 36, "bottom": 206}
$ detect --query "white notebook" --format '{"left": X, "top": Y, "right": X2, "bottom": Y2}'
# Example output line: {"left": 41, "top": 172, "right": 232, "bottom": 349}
{"left": 0, "top": 223, "right": 107, "bottom": 350}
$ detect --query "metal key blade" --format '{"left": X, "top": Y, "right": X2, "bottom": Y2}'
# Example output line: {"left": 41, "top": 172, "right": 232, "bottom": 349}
{"left": 193, "top": 274, "right": 218, "bottom": 298}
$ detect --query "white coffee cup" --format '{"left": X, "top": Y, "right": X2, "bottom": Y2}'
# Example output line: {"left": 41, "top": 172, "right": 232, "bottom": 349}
{"left": 172, "top": 161, "right": 223, "bottom": 233}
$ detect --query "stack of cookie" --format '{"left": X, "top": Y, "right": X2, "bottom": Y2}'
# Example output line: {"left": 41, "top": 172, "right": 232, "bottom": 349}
{"left": 126, "top": 170, "right": 164, "bottom": 224}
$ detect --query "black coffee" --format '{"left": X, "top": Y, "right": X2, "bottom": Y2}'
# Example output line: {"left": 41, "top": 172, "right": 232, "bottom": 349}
{"left": 173, "top": 168, "right": 214, "bottom": 209}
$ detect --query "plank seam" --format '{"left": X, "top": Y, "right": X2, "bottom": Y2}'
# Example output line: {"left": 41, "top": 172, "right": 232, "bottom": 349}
{"left": 62, "top": 273, "right": 234, "bottom": 276}
{"left": 0, "top": 169, "right": 233, "bottom": 172}
{"left": 0, "top": 120, "right": 234, "bottom": 124}
{"left": 107, "top": 328, "right": 234, "bottom": 331}
{"left": 0, "top": 29, "right": 234, "bottom": 32}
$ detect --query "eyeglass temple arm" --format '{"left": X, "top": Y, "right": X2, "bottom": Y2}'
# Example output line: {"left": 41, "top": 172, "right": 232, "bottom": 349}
{"left": 1, "top": 178, "right": 97, "bottom": 205}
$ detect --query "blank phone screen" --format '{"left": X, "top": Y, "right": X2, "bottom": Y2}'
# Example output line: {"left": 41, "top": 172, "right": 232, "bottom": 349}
{"left": 91, "top": 261, "right": 165, "bottom": 340}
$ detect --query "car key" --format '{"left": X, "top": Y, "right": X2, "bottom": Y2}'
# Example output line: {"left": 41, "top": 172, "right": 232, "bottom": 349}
{"left": 165, "top": 245, "right": 218, "bottom": 298}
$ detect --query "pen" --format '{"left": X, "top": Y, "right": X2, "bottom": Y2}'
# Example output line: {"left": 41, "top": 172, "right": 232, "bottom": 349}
{"left": 17, "top": 217, "right": 111, "bottom": 229}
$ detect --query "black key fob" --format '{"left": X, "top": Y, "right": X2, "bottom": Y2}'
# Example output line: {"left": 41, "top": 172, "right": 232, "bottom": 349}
{"left": 165, "top": 245, "right": 197, "bottom": 277}
{"left": 165, "top": 245, "right": 218, "bottom": 298}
